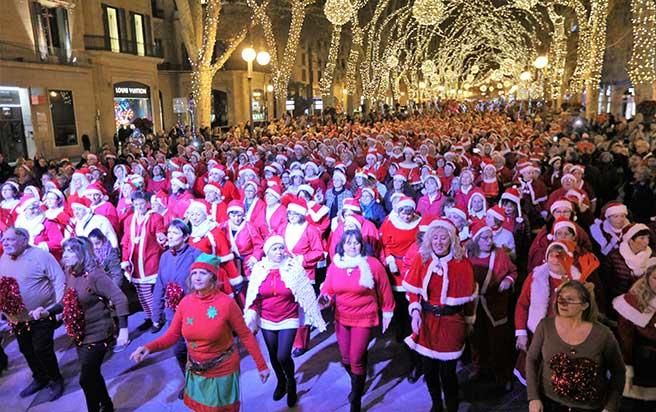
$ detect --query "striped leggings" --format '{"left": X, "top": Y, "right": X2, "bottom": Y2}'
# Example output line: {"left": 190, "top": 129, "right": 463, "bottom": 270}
{"left": 134, "top": 283, "right": 155, "bottom": 321}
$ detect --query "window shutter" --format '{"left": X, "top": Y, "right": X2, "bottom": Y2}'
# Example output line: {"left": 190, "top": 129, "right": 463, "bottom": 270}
{"left": 144, "top": 15, "right": 153, "bottom": 55}
{"left": 101, "top": 5, "right": 110, "bottom": 49}
{"left": 117, "top": 8, "right": 127, "bottom": 52}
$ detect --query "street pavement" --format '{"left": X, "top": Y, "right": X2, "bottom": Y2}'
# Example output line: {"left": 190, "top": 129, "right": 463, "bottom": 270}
{"left": 0, "top": 311, "right": 529, "bottom": 412}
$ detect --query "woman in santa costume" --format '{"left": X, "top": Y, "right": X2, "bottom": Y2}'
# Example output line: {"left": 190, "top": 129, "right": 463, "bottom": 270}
{"left": 416, "top": 172, "right": 446, "bottom": 219}
{"left": 221, "top": 200, "right": 265, "bottom": 280}
{"left": 280, "top": 197, "right": 325, "bottom": 356}
{"left": 84, "top": 182, "right": 119, "bottom": 233}
{"left": 606, "top": 223, "right": 656, "bottom": 309}
{"left": 465, "top": 221, "right": 517, "bottom": 389}
{"left": 131, "top": 253, "right": 271, "bottom": 412}
{"left": 66, "top": 168, "right": 90, "bottom": 213}
{"left": 201, "top": 182, "right": 228, "bottom": 225}
{"left": 613, "top": 267, "right": 656, "bottom": 411}
{"left": 590, "top": 202, "right": 630, "bottom": 257}
{"left": 485, "top": 205, "right": 516, "bottom": 260}
{"left": 477, "top": 163, "right": 500, "bottom": 202}
{"left": 14, "top": 194, "right": 65, "bottom": 260}
{"left": 297, "top": 184, "right": 330, "bottom": 235}
{"left": 259, "top": 183, "right": 287, "bottom": 237}
{"left": 186, "top": 200, "right": 242, "bottom": 295}
{"left": 244, "top": 235, "right": 326, "bottom": 408}
{"left": 69, "top": 197, "right": 118, "bottom": 248}
{"left": 466, "top": 189, "right": 487, "bottom": 225}
{"left": 514, "top": 163, "right": 548, "bottom": 228}
{"left": 121, "top": 190, "right": 168, "bottom": 332}
{"left": 454, "top": 169, "right": 477, "bottom": 210}
{"left": 319, "top": 229, "right": 395, "bottom": 412}
{"left": 0, "top": 181, "right": 20, "bottom": 232}
{"left": 168, "top": 172, "right": 194, "bottom": 220}
{"left": 445, "top": 206, "right": 470, "bottom": 244}
{"left": 43, "top": 187, "right": 72, "bottom": 234}
{"left": 403, "top": 218, "right": 477, "bottom": 412}
{"left": 514, "top": 240, "right": 597, "bottom": 385}
{"left": 328, "top": 199, "right": 380, "bottom": 257}
{"left": 241, "top": 180, "right": 266, "bottom": 235}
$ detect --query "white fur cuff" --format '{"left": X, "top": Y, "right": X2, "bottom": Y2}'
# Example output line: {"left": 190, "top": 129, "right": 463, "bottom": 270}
{"left": 515, "top": 329, "right": 527, "bottom": 337}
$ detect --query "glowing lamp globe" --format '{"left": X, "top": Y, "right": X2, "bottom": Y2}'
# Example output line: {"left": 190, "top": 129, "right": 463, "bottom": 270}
{"left": 241, "top": 47, "right": 256, "bottom": 63}
{"left": 534, "top": 55, "right": 549, "bottom": 69}
{"left": 479, "top": 85, "right": 488, "bottom": 92}
{"left": 324, "top": 0, "right": 353, "bottom": 26}
{"left": 519, "top": 71, "right": 532, "bottom": 82}
{"left": 412, "top": 0, "right": 445, "bottom": 26}
{"left": 421, "top": 60, "right": 436, "bottom": 75}
{"left": 387, "top": 55, "right": 399, "bottom": 69}
{"left": 470, "top": 64, "right": 480, "bottom": 74}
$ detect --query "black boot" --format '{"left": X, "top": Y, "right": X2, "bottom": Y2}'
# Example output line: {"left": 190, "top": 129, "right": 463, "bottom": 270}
{"left": 342, "top": 363, "right": 353, "bottom": 401}
{"left": 286, "top": 375, "right": 298, "bottom": 407}
{"left": 0, "top": 345, "right": 8, "bottom": 374}
{"left": 273, "top": 375, "right": 287, "bottom": 401}
{"left": 349, "top": 374, "right": 366, "bottom": 412}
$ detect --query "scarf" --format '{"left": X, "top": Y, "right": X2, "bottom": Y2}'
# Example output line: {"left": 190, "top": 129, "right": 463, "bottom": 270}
{"left": 331, "top": 254, "right": 374, "bottom": 289}
{"left": 619, "top": 241, "right": 655, "bottom": 277}
{"left": 15, "top": 213, "right": 45, "bottom": 244}
{"left": 190, "top": 219, "right": 217, "bottom": 241}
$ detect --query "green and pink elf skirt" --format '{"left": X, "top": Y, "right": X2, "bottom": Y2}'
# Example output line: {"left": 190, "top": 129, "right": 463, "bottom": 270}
{"left": 183, "top": 370, "right": 240, "bottom": 412}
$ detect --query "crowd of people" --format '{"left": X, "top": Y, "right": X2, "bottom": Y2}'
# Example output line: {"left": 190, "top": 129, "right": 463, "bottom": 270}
{"left": 1, "top": 101, "right": 655, "bottom": 412}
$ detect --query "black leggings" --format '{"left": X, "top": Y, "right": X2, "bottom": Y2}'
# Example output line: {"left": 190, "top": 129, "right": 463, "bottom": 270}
{"left": 77, "top": 342, "right": 113, "bottom": 412}
{"left": 422, "top": 356, "right": 458, "bottom": 412}
{"left": 262, "top": 328, "right": 296, "bottom": 383}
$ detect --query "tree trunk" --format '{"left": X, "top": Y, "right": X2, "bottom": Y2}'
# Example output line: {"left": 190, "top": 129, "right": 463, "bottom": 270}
{"left": 585, "top": 81, "right": 597, "bottom": 120}
{"left": 193, "top": 67, "right": 215, "bottom": 128}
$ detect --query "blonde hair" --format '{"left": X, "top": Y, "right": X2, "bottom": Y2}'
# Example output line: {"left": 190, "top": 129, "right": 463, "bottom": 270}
{"left": 419, "top": 224, "right": 464, "bottom": 262}
{"left": 629, "top": 265, "right": 656, "bottom": 312}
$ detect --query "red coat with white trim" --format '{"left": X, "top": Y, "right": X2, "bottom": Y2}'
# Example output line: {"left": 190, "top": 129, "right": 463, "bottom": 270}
{"left": 91, "top": 201, "right": 119, "bottom": 233}
{"left": 403, "top": 254, "right": 477, "bottom": 360}
{"left": 281, "top": 221, "right": 325, "bottom": 282}
{"left": 469, "top": 248, "right": 517, "bottom": 325}
{"left": 121, "top": 211, "right": 166, "bottom": 283}
{"left": 260, "top": 204, "right": 288, "bottom": 237}
{"left": 220, "top": 220, "right": 265, "bottom": 278}
{"left": 327, "top": 217, "right": 381, "bottom": 259}
{"left": 0, "top": 200, "right": 19, "bottom": 232}
{"left": 201, "top": 199, "right": 228, "bottom": 225}
{"left": 321, "top": 255, "right": 395, "bottom": 328}
{"left": 379, "top": 213, "right": 420, "bottom": 291}
{"left": 188, "top": 225, "right": 242, "bottom": 287}
{"left": 168, "top": 191, "right": 195, "bottom": 220}
{"left": 306, "top": 201, "right": 330, "bottom": 236}
{"left": 243, "top": 197, "right": 267, "bottom": 235}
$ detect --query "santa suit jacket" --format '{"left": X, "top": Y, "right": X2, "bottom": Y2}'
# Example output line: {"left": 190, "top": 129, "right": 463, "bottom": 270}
{"left": 379, "top": 213, "right": 420, "bottom": 291}
{"left": 220, "top": 220, "right": 265, "bottom": 278}
{"left": 527, "top": 224, "right": 593, "bottom": 273}
{"left": 91, "top": 201, "right": 119, "bottom": 233}
{"left": 454, "top": 185, "right": 477, "bottom": 210}
{"left": 260, "top": 203, "right": 288, "bottom": 237}
{"left": 188, "top": 223, "right": 242, "bottom": 287}
{"left": 416, "top": 193, "right": 446, "bottom": 218}
{"left": 0, "top": 199, "right": 19, "bottom": 232}
{"left": 613, "top": 292, "right": 656, "bottom": 399}
{"left": 281, "top": 221, "right": 325, "bottom": 283}
{"left": 201, "top": 199, "right": 228, "bottom": 225}
{"left": 243, "top": 197, "right": 267, "bottom": 234}
{"left": 403, "top": 253, "right": 477, "bottom": 360}
{"left": 168, "top": 191, "right": 194, "bottom": 220}
{"left": 306, "top": 201, "right": 330, "bottom": 237}
{"left": 74, "top": 213, "right": 118, "bottom": 248}
{"left": 469, "top": 248, "right": 517, "bottom": 326}
{"left": 121, "top": 211, "right": 166, "bottom": 283}
{"left": 328, "top": 216, "right": 381, "bottom": 260}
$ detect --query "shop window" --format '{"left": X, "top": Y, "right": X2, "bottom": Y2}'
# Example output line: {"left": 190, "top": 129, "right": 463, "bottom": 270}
{"left": 31, "top": 1, "right": 71, "bottom": 61}
{"left": 48, "top": 90, "right": 78, "bottom": 146}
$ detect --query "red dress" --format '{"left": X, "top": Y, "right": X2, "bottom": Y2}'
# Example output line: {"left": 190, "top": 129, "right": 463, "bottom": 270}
{"left": 121, "top": 211, "right": 166, "bottom": 284}
{"left": 403, "top": 254, "right": 477, "bottom": 360}
{"left": 220, "top": 220, "right": 265, "bottom": 279}
{"left": 379, "top": 214, "right": 420, "bottom": 291}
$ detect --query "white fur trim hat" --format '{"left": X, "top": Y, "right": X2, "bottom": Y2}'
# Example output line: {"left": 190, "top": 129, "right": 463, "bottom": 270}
{"left": 264, "top": 235, "right": 285, "bottom": 255}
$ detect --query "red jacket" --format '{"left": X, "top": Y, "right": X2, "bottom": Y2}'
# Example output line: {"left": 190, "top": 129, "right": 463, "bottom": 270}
{"left": 281, "top": 222, "right": 325, "bottom": 282}
{"left": 121, "top": 211, "right": 166, "bottom": 283}
{"left": 379, "top": 213, "right": 420, "bottom": 291}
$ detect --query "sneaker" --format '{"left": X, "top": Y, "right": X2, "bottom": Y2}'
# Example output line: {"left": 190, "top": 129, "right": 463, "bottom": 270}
{"left": 19, "top": 379, "right": 47, "bottom": 398}
{"left": 137, "top": 319, "right": 153, "bottom": 331}
{"left": 46, "top": 379, "right": 64, "bottom": 402}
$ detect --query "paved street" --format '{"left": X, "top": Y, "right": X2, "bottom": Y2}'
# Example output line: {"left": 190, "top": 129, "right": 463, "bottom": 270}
{"left": 0, "top": 311, "right": 528, "bottom": 412}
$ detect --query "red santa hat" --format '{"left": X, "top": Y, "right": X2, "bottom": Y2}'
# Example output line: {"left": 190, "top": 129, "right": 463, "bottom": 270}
{"left": 333, "top": 169, "right": 347, "bottom": 184}
{"left": 297, "top": 184, "right": 315, "bottom": 196}
{"left": 73, "top": 167, "right": 90, "bottom": 177}
{"left": 343, "top": 198, "right": 361, "bottom": 213}
{"left": 565, "top": 189, "right": 589, "bottom": 211}
{"left": 243, "top": 180, "right": 259, "bottom": 192}
{"left": 203, "top": 182, "right": 222, "bottom": 195}
{"left": 418, "top": 214, "right": 435, "bottom": 232}
{"left": 290, "top": 169, "right": 304, "bottom": 179}
{"left": 264, "top": 235, "right": 285, "bottom": 255}
{"left": 45, "top": 187, "right": 65, "bottom": 202}
{"left": 602, "top": 202, "right": 628, "bottom": 219}
{"left": 427, "top": 217, "right": 457, "bottom": 236}
{"left": 265, "top": 184, "right": 282, "bottom": 199}
{"left": 150, "top": 190, "right": 168, "bottom": 208}
{"left": 17, "top": 193, "right": 40, "bottom": 214}
{"left": 287, "top": 197, "right": 307, "bottom": 215}
{"left": 171, "top": 174, "right": 189, "bottom": 190}
{"left": 393, "top": 171, "right": 408, "bottom": 182}
{"left": 545, "top": 240, "right": 575, "bottom": 260}
{"left": 344, "top": 214, "right": 363, "bottom": 230}
{"left": 548, "top": 218, "right": 577, "bottom": 241}
{"left": 71, "top": 196, "right": 92, "bottom": 210}
{"left": 84, "top": 182, "right": 107, "bottom": 198}
{"left": 445, "top": 205, "right": 468, "bottom": 222}
{"left": 486, "top": 205, "right": 506, "bottom": 222}
{"left": 360, "top": 187, "right": 379, "bottom": 202}
{"left": 421, "top": 172, "right": 441, "bottom": 188}
{"left": 227, "top": 200, "right": 245, "bottom": 214}
{"left": 500, "top": 187, "right": 523, "bottom": 223}
{"left": 239, "top": 166, "right": 258, "bottom": 178}
{"left": 186, "top": 201, "right": 208, "bottom": 216}
{"left": 395, "top": 195, "right": 416, "bottom": 211}
{"left": 2, "top": 180, "right": 20, "bottom": 192}
{"left": 549, "top": 198, "right": 573, "bottom": 215}
{"left": 622, "top": 223, "right": 650, "bottom": 242}
{"left": 470, "top": 220, "right": 493, "bottom": 240}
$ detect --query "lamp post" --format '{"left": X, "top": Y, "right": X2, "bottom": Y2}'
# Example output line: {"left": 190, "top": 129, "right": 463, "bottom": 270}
{"left": 241, "top": 47, "right": 270, "bottom": 128}
{"left": 533, "top": 55, "right": 549, "bottom": 109}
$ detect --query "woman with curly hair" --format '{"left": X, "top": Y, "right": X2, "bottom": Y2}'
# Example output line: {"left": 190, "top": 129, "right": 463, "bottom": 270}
{"left": 613, "top": 265, "right": 656, "bottom": 411}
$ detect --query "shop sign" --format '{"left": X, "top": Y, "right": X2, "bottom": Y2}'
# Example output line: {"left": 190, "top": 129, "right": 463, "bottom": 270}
{"left": 114, "top": 82, "right": 150, "bottom": 98}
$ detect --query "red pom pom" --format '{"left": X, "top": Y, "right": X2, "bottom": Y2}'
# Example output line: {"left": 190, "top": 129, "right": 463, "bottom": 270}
{"left": 0, "top": 276, "right": 27, "bottom": 321}
{"left": 63, "top": 287, "right": 85, "bottom": 345}
{"left": 165, "top": 282, "right": 185, "bottom": 311}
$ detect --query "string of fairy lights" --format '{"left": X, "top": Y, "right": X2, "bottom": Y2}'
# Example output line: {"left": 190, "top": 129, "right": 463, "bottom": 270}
{"left": 628, "top": 0, "right": 656, "bottom": 86}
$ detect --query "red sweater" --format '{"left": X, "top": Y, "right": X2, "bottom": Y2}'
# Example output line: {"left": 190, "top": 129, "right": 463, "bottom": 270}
{"left": 250, "top": 268, "right": 300, "bottom": 330}
{"left": 322, "top": 256, "right": 395, "bottom": 328}
{"left": 146, "top": 290, "right": 267, "bottom": 377}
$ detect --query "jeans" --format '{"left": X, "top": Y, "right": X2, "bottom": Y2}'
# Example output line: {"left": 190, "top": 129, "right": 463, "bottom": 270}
{"left": 262, "top": 328, "right": 296, "bottom": 384}
{"left": 76, "top": 342, "right": 113, "bottom": 412}
{"left": 15, "top": 318, "right": 62, "bottom": 383}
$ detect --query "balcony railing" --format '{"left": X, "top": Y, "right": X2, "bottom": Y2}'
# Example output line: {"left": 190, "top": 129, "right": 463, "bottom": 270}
{"left": 84, "top": 35, "right": 163, "bottom": 58}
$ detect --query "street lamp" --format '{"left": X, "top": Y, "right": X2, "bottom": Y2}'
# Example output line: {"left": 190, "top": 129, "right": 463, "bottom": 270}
{"left": 520, "top": 70, "right": 533, "bottom": 114}
{"left": 533, "top": 55, "right": 548, "bottom": 70}
{"left": 519, "top": 71, "right": 532, "bottom": 82}
{"left": 242, "top": 47, "right": 269, "bottom": 127}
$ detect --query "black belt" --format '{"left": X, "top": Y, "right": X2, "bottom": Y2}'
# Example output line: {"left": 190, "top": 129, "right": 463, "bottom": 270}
{"left": 421, "top": 301, "right": 462, "bottom": 317}
{"left": 187, "top": 346, "right": 234, "bottom": 374}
